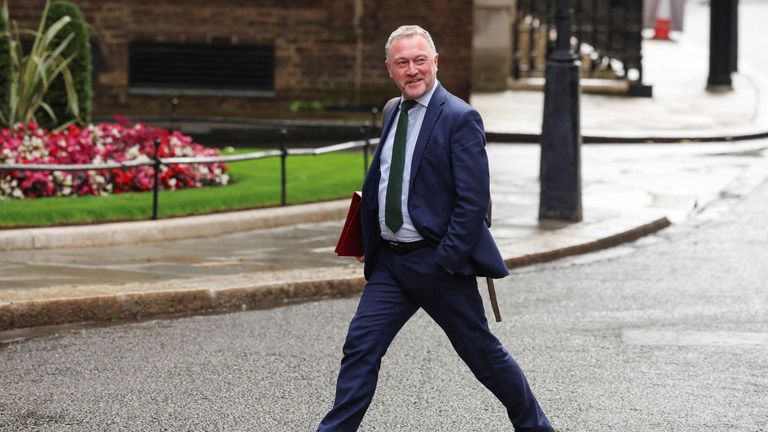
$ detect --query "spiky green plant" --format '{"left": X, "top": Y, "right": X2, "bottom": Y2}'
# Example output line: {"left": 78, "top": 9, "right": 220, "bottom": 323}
{"left": 0, "top": 0, "right": 80, "bottom": 129}
{"left": 0, "top": 3, "right": 11, "bottom": 122}
{"left": 37, "top": 0, "right": 91, "bottom": 129}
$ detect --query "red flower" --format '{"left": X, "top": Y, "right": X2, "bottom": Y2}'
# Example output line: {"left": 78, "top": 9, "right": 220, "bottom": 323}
{"left": 1, "top": 121, "right": 229, "bottom": 199}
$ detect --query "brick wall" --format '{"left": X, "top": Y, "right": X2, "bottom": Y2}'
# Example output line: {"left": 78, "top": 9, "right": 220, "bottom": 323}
{"left": 5, "top": 0, "right": 473, "bottom": 119}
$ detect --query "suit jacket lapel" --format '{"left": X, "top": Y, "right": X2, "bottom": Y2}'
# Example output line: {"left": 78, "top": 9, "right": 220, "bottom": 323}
{"left": 409, "top": 84, "right": 446, "bottom": 188}
{"left": 376, "top": 98, "right": 400, "bottom": 162}
{"left": 365, "top": 98, "right": 400, "bottom": 212}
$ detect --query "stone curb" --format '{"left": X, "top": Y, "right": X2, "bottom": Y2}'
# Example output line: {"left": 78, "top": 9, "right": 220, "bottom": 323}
{"left": 0, "top": 276, "right": 366, "bottom": 331}
{"left": 485, "top": 130, "right": 768, "bottom": 145}
{"left": 502, "top": 217, "right": 671, "bottom": 268}
{"left": 0, "top": 216, "right": 671, "bottom": 331}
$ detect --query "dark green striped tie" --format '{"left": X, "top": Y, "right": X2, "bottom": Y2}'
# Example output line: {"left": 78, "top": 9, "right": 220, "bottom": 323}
{"left": 385, "top": 99, "right": 417, "bottom": 233}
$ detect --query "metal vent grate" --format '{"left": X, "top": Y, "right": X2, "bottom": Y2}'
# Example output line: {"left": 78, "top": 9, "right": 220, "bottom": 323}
{"left": 129, "top": 42, "right": 274, "bottom": 94}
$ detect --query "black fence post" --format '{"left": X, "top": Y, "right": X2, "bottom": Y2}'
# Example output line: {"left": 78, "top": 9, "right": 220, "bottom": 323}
{"left": 361, "top": 122, "right": 370, "bottom": 177}
{"left": 170, "top": 97, "right": 179, "bottom": 132}
{"left": 279, "top": 128, "right": 288, "bottom": 206}
{"left": 152, "top": 138, "right": 161, "bottom": 220}
{"left": 366, "top": 107, "right": 379, "bottom": 173}
{"left": 370, "top": 107, "right": 379, "bottom": 132}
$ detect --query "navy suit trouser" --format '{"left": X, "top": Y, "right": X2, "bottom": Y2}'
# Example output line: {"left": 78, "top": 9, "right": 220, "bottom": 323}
{"left": 317, "top": 246, "right": 552, "bottom": 432}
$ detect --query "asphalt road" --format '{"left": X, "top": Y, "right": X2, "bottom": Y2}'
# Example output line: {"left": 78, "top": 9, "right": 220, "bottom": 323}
{"left": 2, "top": 167, "right": 767, "bottom": 431}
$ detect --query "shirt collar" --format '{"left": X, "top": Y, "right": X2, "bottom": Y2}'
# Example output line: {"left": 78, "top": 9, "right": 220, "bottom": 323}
{"left": 402, "top": 80, "right": 438, "bottom": 109}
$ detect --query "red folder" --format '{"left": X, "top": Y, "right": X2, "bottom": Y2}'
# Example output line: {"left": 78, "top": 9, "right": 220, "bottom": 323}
{"left": 335, "top": 191, "right": 364, "bottom": 256}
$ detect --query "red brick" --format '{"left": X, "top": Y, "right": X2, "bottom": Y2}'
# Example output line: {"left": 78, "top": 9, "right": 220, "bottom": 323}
{"left": 4, "top": 0, "right": 473, "bottom": 118}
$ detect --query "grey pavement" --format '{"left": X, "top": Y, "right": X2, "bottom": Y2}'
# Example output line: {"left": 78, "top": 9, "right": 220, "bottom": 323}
{"left": 2, "top": 0, "right": 768, "bottom": 332}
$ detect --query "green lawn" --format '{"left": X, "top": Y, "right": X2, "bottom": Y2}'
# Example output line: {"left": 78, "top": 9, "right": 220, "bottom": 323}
{"left": 0, "top": 149, "right": 368, "bottom": 228}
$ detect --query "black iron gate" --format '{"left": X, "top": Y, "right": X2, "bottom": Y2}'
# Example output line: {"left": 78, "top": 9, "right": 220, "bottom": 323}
{"left": 513, "top": 0, "right": 651, "bottom": 96}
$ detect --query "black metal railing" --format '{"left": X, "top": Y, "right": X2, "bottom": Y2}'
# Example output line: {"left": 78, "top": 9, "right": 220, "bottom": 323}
{"left": 0, "top": 120, "right": 380, "bottom": 220}
{"left": 513, "top": 0, "right": 647, "bottom": 94}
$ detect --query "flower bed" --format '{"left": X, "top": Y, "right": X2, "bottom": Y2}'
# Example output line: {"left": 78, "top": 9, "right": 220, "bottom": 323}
{"left": 0, "top": 119, "right": 229, "bottom": 199}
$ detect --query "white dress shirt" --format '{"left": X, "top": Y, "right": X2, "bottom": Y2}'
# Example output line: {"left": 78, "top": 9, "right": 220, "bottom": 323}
{"left": 378, "top": 83, "right": 438, "bottom": 242}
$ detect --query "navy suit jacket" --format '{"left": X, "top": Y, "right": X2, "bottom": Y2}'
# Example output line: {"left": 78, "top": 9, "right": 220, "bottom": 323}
{"left": 360, "top": 83, "right": 509, "bottom": 280}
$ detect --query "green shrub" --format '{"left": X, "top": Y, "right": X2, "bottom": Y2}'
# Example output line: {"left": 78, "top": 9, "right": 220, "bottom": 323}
{"left": 0, "top": 3, "right": 11, "bottom": 123}
{"left": 37, "top": 0, "right": 91, "bottom": 129}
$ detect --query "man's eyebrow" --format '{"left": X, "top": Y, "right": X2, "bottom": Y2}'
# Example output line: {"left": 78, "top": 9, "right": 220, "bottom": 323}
{"left": 393, "top": 54, "right": 428, "bottom": 61}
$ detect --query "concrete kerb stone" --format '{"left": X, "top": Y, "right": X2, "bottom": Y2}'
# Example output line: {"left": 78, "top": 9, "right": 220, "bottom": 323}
{"left": 502, "top": 217, "right": 672, "bottom": 268}
{"left": 0, "top": 269, "right": 367, "bottom": 331}
{"left": 0, "top": 199, "right": 350, "bottom": 251}
{"left": 485, "top": 130, "right": 768, "bottom": 145}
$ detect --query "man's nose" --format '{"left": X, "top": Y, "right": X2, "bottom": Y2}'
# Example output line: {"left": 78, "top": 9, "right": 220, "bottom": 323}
{"left": 406, "top": 62, "right": 418, "bottom": 74}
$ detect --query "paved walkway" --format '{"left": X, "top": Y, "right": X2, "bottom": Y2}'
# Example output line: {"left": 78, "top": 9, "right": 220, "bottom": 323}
{"left": 2, "top": 0, "right": 768, "bottom": 332}
{"left": 473, "top": 1, "right": 768, "bottom": 142}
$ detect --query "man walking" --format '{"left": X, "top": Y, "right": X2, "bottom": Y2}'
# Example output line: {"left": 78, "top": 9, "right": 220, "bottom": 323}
{"left": 317, "top": 25, "right": 555, "bottom": 432}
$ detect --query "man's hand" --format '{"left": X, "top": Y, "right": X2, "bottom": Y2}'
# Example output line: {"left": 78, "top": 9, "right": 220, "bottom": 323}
{"left": 356, "top": 256, "right": 365, "bottom": 263}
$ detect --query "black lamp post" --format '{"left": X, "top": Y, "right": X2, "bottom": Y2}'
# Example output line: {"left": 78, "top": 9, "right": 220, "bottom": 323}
{"left": 539, "top": 0, "right": 582, "bottom": 222}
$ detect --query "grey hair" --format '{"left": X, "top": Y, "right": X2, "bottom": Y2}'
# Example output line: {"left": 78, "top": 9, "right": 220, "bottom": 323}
{"left": 385, "top": 25, "right": 437, "bottom": 59}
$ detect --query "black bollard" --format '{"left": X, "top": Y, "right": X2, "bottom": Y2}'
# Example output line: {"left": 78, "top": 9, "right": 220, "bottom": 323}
{"left": 539, "top": 0, "right": 582, "bottom": 222}
{"left": 730, "top": 0, "right": 739, "bottom": 73}
{"left": 707, "top": 0, "right": 737, "bottom": 92}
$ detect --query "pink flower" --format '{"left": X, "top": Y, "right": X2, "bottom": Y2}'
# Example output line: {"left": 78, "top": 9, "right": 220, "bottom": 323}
{"left": 0, "top": 121, "right": 229, "bottom": 199}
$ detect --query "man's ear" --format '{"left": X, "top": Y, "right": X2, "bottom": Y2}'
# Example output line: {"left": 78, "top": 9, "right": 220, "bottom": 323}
{"left": 434, "top": 53, "right": 439, "bottom": 71}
